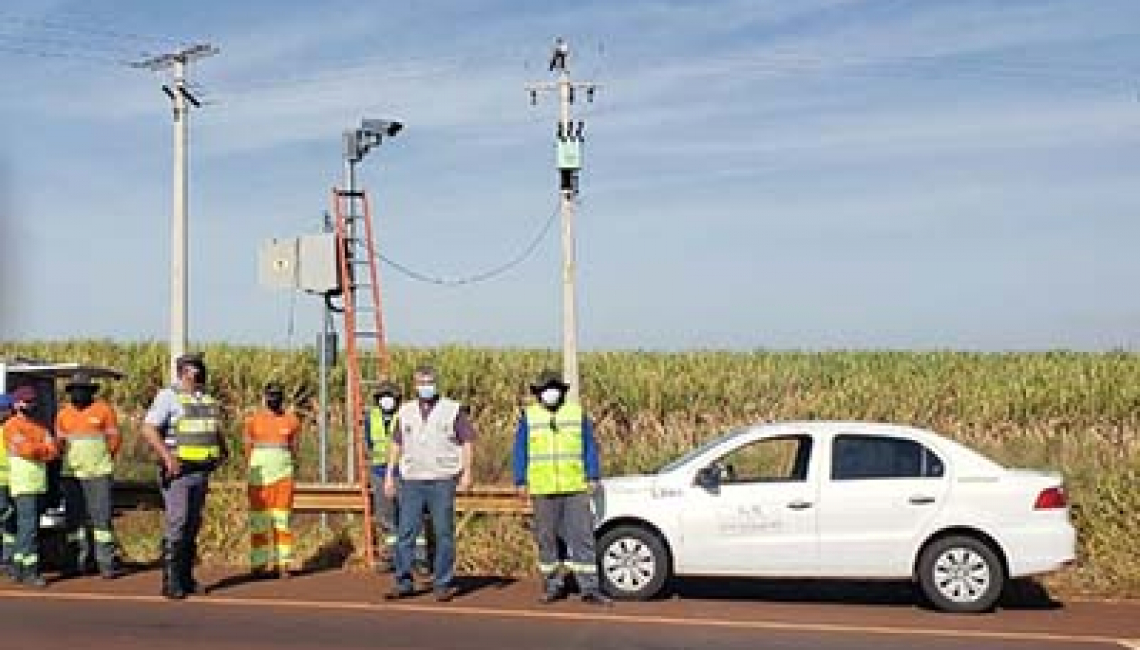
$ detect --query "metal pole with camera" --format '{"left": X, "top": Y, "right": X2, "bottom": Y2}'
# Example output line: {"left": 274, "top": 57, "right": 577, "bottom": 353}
{"left": 337, "top": 119, "right": 402, "bottom": 483}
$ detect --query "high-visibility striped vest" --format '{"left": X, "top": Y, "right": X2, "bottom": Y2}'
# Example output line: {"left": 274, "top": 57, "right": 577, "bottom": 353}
{"left": 5, "top": 417, "right": 52, "bottom": 496}
{"left": 524, "top": 401, "right": 587, "bottom": 496}
{"left": 0, "top": 424, "right": 8, "bottom": 486}
{"left": 60, "top": 405, "right": 116, "bottom": 478}
{"left": 176, "top": 392, "right": 222, "bottom": 462}
{"left": 369, "top": 408, "right": 396, "bottom": 466}
{"left": 62, "top": 429, "right": 114, "bottom": 478}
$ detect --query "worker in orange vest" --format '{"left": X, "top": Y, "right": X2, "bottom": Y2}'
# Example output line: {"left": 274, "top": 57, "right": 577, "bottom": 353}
{"left": 55, "top": 372, "right": 124, "bottom": 579}
{"left": 3, "top": 386, "right": 58, "bottom": 588}
{"left": 243, "top": 382, "right": 301, "bottom": 578}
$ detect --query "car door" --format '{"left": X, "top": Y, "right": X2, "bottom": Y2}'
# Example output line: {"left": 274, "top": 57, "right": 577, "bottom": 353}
{"left": 677, "top": 433, "right": 820, "bottom": 576}
{"left": 816, "top": 432, "right": 950, "bottom": 577}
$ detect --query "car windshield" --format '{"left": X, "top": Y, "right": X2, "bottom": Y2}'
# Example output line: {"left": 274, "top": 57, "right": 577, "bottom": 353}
{"left": 657, "top": 428, "right": 749, "bottom": 474}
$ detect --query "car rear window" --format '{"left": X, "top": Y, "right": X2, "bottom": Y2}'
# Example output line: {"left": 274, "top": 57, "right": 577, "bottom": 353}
{"left": 831, "top": 434, "right": 944, "bottom": 480}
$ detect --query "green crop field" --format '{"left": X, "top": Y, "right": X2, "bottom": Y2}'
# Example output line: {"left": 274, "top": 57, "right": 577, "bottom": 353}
{"left": 2, "top": 340, "right": 1138, "bottom": 598}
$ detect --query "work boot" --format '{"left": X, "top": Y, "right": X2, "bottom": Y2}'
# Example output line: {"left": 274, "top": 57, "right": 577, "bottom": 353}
{"left": 161, "top": 543, "right": 186, "bottom": 600}
{"left": 538, "top": 588, "right": 564, "bottom": 604}
{"left": 178, "top": 541, "right": 200, "bottom": 594}
{"left": 99, "top": 558, "right": 125, "bottom": 580}
{"left": 21, "top": 567, "right": 47, "bottom": 589}
{"left": 581, "top": 591, "right": 614, "bottom": 607}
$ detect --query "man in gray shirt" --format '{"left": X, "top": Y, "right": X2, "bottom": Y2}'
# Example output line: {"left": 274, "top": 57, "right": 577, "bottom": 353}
{"left": 383, "top": 365, "right": 475, "bottom": 602}
{"left": 140, "top": 353, "right": 228, "bottom": 600}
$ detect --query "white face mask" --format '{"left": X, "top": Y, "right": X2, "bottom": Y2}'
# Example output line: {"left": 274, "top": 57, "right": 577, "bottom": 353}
{"left": 378, "top": 395, "right": 397, "bottom": 412}
{"left": 416, "top": 384, "right": 437, "bottom": 400}
{"left": 540, "top": 387, "right": 563, "bottom": 407}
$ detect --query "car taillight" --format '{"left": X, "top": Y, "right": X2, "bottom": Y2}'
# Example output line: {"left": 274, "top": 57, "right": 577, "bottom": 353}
{"left": 1034, "top": 486, "right": 1067, "bottom": 510}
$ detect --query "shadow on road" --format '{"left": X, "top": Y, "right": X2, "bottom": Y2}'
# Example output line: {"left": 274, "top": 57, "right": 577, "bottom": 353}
{"left": 453, "top": 575, "right": 518, "bottom": 598}
{"left": 664, "top": 577, "right": 1063, "bottom": 611}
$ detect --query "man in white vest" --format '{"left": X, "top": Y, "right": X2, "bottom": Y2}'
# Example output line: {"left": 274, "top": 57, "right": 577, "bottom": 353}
{"left": 383, "top": 365, "right": 475, "bottom": 602}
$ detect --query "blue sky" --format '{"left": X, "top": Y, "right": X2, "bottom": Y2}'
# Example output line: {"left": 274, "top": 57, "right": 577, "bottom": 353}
{"left": 1, "top": 0, "right": 1139, "bottom": 351}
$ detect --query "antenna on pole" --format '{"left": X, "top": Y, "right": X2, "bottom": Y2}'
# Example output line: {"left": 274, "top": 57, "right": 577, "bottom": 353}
{"left": 132, "top": 43, "right": 218, "bottom": 382}
{"left": 526, "top": 38, "right": 602, "bottom": 402}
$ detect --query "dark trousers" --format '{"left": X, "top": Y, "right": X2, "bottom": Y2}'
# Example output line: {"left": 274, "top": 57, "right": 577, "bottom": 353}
{"left": 0, "top": 485, "right": 15, "bottom": 565}
{"left": 62, "top": 476, "right": 117, "bottom": 570}
{"left": 532, "top": 492, "right": 599, "bottom": 594}
{"left": 394, "top": 478, "right": 455, "bottom": 591}
{"left": 160, "top": 467, "right": 210, "bottom": 589}
{"left": 13, "top": 493, "right": 43, "bottom": 574}
{"left": 369, "top": 472, "right": 398, "bottom": 551}
{"left": 161, "top": 469, "right": 209, "bottom": 547}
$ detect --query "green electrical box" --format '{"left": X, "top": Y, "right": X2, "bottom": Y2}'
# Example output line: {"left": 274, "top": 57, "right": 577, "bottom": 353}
{"left": 556, "top": 139, "right": 582, "bottom": 170}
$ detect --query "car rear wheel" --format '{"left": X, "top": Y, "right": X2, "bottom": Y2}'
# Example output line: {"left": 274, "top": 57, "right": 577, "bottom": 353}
{"left": 917, "top": 535, "right": 1005, "bottom": 613}
{"left": 598, "top": 525, "right": 670, "bottom": 601}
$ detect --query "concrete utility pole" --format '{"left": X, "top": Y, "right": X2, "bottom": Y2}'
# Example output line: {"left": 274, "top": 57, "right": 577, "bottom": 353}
{"left": 133, "top": 44, "right": 218, "bottom": 382}
{"left": 527, "top": 37, "right": 599, "bottom": 401}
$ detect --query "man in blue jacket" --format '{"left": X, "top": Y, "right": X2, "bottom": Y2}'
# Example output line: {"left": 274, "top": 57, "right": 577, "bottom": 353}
{"left": 513, "top": 370, "right": 611, "bottom": 606}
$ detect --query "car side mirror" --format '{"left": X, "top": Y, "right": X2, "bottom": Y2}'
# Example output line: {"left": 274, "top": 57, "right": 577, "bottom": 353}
{"left": 695, "top": 463, "right": 722, "bottom": 490}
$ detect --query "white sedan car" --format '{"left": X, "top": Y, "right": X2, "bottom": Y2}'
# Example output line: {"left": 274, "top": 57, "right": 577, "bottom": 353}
{"left": 594, "top": 421, "right": 1076, "bottom": 613}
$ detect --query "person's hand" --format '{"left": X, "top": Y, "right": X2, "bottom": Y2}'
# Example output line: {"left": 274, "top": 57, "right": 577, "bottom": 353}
{"left": 383, "top": 476, "right": 397, "bottom": 498}
{"left": 457, "top": 470, "right": 473, "bottom": 493}
{"left": 516, "top": 485, "right": 528, "bottom": 499}
{"left": 163, "top": 454, "right": 181, "bottom": 478}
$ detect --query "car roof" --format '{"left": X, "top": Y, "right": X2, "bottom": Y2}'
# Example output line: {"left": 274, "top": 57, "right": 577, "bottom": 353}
{"left": 746, "top": 420, "right": 1005, "bottom": 474}
{"left": 0, "top": 359, "right": 125, "bottom": 381}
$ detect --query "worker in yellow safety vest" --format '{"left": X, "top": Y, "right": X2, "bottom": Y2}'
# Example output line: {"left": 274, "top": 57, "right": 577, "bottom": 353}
{"left": 4, "top": 386, "right": 59, "bottom": 588}
{"left": 0, "top": 393, "right": 15, "bottom": 579}
{"left": 512, "top": 370, "right": 611, "bottom": 606}
{"left": 365, "top": 381, "right": 430, "bottom": 573}
{"left": 141, "top": 353, "right": 230, "bottom": 600}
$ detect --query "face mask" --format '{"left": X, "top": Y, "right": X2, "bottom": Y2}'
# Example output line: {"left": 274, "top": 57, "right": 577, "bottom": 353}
{"left": 71, "top": 392, "right": 95, "bottom": 409}
{"left": 266, "top": 395, "right": 284, "bottom": 412}
{"left": 416, "top": 385, "right": 437, "bottom": 401}
{"left": 540, "top": 388, "right": 564, "bottom": 408}
{"left": 378, "top": 395, "right": 397, "bottom": 412}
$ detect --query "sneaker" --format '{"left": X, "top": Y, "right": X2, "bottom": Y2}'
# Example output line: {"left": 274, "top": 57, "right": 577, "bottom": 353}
{"left": 384, "top": 585, "right": 415, "bottom": 601}
{"left": 433, "top": 586, "right": 458, "bottom": 603}
{"left": 581, "top": 591, "right": 614, "bottom": 607}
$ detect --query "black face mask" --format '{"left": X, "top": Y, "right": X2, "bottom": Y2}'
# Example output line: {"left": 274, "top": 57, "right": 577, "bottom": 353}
{"left": 70, "top": 390, "right": 96, "bottom": 409}
{"left": 266, "top": 395, "right": 284, "bottom": 413}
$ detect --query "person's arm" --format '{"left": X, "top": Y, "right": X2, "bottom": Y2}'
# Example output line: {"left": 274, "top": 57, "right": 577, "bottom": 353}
{"left": 104, "top": 404, "right": 122, "bottom": 457}
{"left": 289, "top": 414, "right": 301, "bottom": 460}
{"left": 512, "top": 414, "right": 529, "bottom": 496}
{"left": 455, "top": 408, "right": 476, "bottom": 492}
{"left": 383, "top": 427, "right": 402, "bottom": 497}
{"left": 54, "top": 411, "right": 68, "bottom": 457}
{"left": 582, "top": 415, "right": 601, "bottom": 491}
{"left": 141, "top": 390, "right": 179, "bottom": 476}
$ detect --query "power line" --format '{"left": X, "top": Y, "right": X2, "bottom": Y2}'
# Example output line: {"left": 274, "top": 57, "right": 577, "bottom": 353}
{"left": 0, "top": 13, "right": 188, "bottom": 47}
{"left": 378, "top": 201, "right": 560, "bottom": 286}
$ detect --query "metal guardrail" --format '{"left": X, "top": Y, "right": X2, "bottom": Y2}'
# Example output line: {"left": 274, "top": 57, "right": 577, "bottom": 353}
{"left": 113, "top": 480, "right": 531, "bottom": 515}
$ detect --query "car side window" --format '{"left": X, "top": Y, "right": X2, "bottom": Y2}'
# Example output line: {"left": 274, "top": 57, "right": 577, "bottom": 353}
{"left": 717, "top": 435, "right": 813, "bottom": 484}
{"left": 831, "top": 434, "right": 944, "bottom": 481}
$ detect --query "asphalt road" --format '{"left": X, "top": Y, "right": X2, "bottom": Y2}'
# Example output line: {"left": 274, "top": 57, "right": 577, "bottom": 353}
{"left": 0, "top": 570, "right": 1135, "bottom": 650}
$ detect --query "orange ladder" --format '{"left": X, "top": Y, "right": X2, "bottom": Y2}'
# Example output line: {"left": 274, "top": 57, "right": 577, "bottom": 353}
{"left": 331, "top": 186, "right": 391, "bottom": 570}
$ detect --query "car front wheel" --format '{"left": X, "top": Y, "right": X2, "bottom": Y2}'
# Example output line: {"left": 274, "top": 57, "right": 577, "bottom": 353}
{"left": 598, "top": 524, "right": 670, "bottom": 601}
{"left": 917, "top": 535, "right": 1006, "bottom": 613}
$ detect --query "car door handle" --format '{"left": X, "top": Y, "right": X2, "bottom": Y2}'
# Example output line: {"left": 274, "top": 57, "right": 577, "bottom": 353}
{"left": 787, "top": 500, "right": 814, "bottom": 510}
{"left": 908, "top": 495, "right": 936, "bottom": 505}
